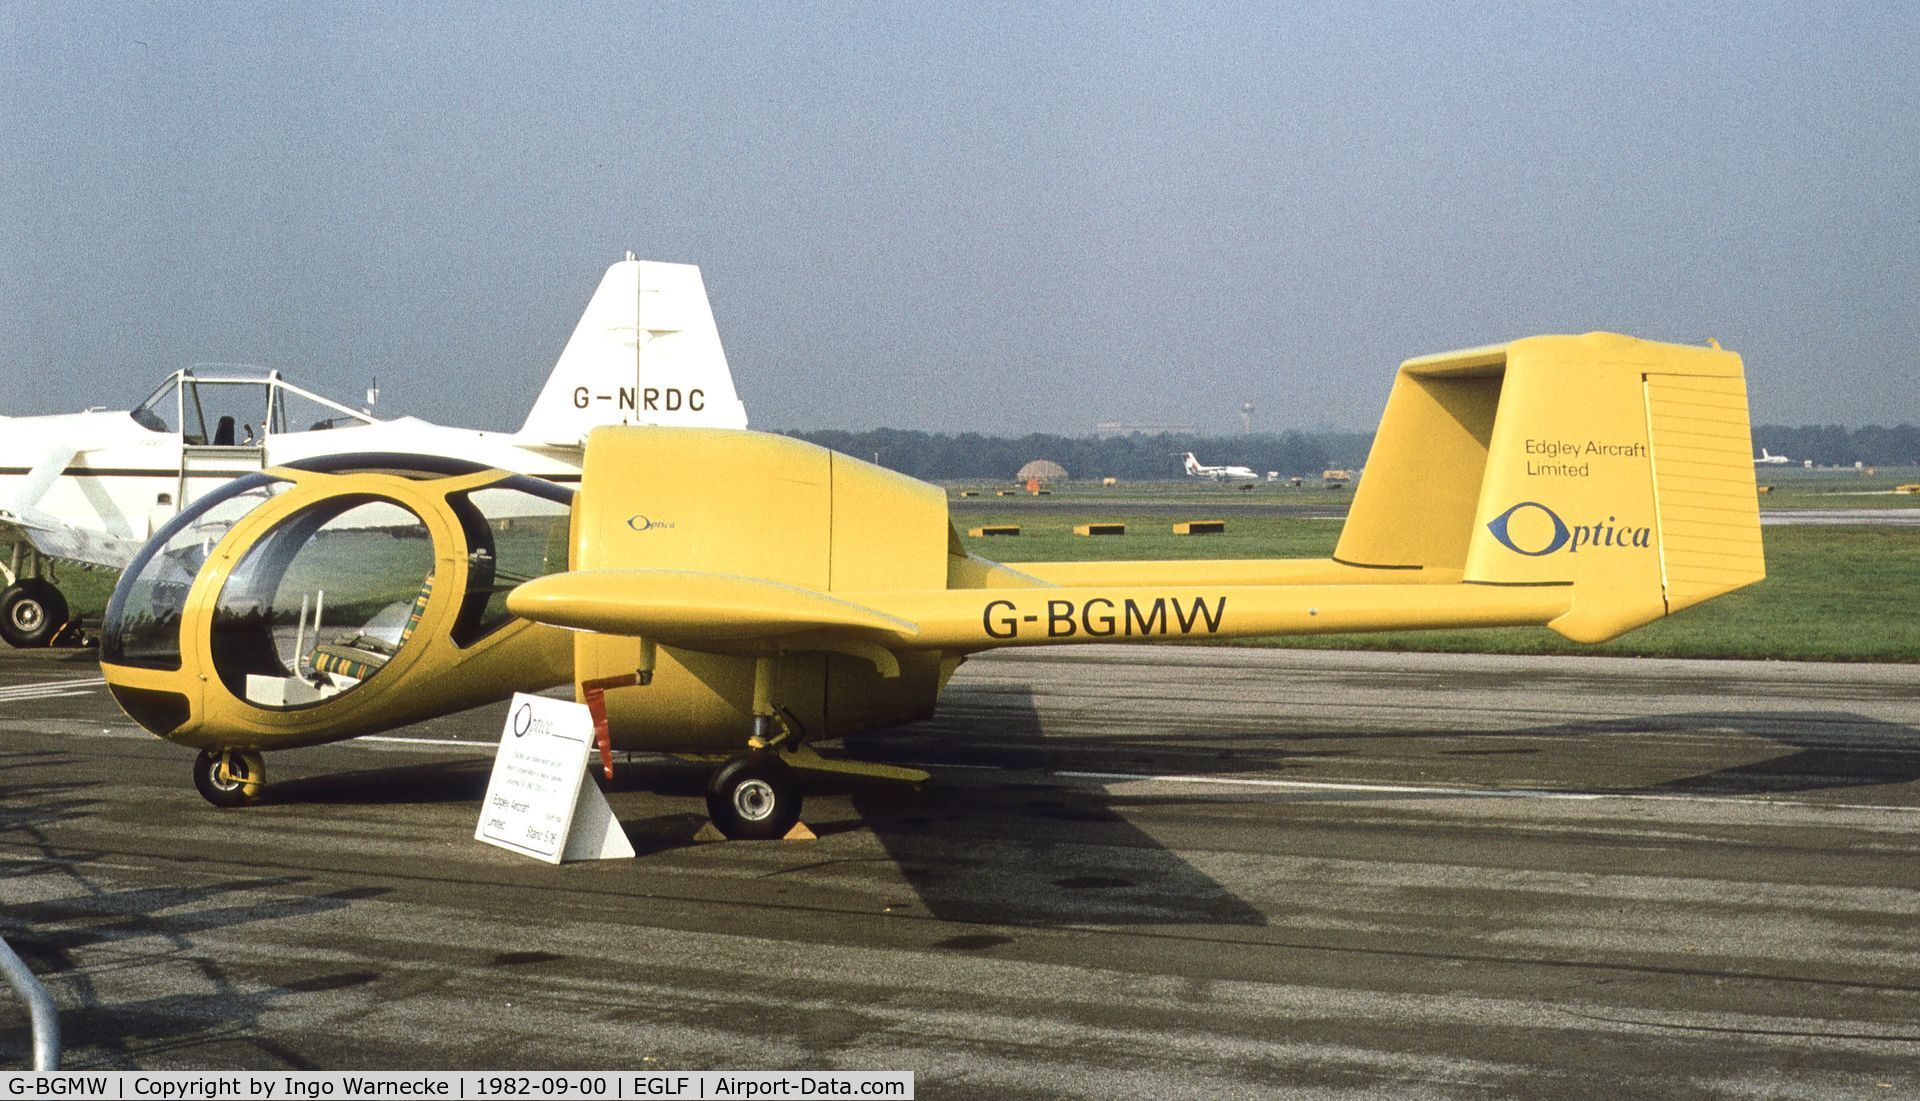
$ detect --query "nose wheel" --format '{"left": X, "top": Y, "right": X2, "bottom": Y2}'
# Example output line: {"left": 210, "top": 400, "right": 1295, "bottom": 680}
{"left": 193, "top": 749, "right": 265, "bottom": 808}
{"left": 705, "top": 752, "right": 802, "bottom": 840}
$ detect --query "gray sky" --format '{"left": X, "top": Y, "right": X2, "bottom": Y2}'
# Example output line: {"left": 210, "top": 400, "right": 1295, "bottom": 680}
{"left": 3, "top": 2, "right": 1914, "bottom": 435}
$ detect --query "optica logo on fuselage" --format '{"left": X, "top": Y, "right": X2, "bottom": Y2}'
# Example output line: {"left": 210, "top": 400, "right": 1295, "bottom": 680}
{"left": 1486, "top": 501, "right": 1651, "bottom": 556}
{"left": 626, "top": 514, "right": 676, "bottom": 532}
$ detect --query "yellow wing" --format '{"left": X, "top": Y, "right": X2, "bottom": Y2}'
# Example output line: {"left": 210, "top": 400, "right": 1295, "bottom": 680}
{"left": 506, "top": 568, "right": 918, "bottom": 645}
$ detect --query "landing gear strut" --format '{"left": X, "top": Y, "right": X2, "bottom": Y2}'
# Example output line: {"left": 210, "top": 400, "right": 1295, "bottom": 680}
{"left": 696, "top": 654, "right": 932, "bottom": 839}
{"left": 193, "top": 749, "right": 264, "bottom": 808}
{"left": 701, "top": 658, "right": 808, "bottom": 840}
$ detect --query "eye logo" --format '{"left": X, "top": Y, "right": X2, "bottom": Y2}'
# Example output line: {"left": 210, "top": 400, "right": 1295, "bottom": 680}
{"left": 1486, "top": 501, "right": 1572, "bottom": 556}
{"left": 1487, "top": 502, "right": 1652, "bottom": 555}
{"left": 626, "top": 514, "right": 675, "bottom": 532}
{"left": 511, "top": 702, "right": 554, "bottom": 738}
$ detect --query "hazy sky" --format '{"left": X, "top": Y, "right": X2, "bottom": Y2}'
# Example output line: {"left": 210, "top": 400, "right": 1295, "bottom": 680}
{"left": 3, "top": 3, "right": 1914, "bottom": 435}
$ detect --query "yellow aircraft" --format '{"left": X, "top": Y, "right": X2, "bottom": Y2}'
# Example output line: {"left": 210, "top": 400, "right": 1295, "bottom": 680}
{"left": 97, "top": 333, "right": 1765, "bottom": 838}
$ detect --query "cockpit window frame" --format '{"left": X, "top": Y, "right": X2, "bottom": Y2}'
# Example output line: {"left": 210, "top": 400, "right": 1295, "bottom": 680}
{"left": 445, "top": 475, "right": 576, "bottom": 649}
{"left": 129, "top": 375, "right": 181, "bottom": 434}
{"left": 101, "top": 473, "right": 292, "bottom": 671}
{"left": 207, "top": 492, "right": 438, "bottom": 712}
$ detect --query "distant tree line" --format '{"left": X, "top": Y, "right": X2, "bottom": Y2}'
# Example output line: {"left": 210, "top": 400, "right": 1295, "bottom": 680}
{"left": 781, "top": 428, "right": 1376, "bottom": 482}
{"left": 1752, "top": 424, "right": 1920, "bottom": 467}
{"left": 781, "top": 423, "right": 1919, "bottom": 481}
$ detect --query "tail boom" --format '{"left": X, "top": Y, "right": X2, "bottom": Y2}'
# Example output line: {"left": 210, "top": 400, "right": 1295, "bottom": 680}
{"left": 856, "top": 582, "right": 1571, "bottom": 651}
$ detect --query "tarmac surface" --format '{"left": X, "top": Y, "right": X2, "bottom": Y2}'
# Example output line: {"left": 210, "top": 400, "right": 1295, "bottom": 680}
{"left": 2, "top": 644, "right": 1918, "bottom": 1097}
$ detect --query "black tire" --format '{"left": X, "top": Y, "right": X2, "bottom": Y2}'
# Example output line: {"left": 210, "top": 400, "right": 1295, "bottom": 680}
{"left": 193, "top": 749, "right": 264, "bottom": 808}
{"left": 0, "top": 579, "right": 68, "bottom": 648}
{"left": 705, "top": 753, "right": 803, "bottom": 840}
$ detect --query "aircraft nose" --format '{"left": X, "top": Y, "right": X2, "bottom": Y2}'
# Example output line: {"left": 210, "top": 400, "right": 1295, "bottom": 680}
{"left": 104, "top": 682, "right": 193, "bottom": 738}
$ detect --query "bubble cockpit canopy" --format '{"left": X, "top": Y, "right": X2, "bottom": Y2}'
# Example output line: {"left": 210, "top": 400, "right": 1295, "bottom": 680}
{"left": 101, "top": 461, "right": 575, "bottom": 738}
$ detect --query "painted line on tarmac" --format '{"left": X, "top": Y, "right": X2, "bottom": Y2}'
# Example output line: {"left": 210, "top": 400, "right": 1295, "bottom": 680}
{"left": 337, "top": 739, "right": 1920, "bottom": 815}
{"left": 0, "top": 675, "right": 106, "bottom": 692}
{"left": 1047, "top": 768, "right": 1920, "bottom": 814}
{"left": 360, "top": 735, "right": 492, "bottom": 750}
{"left": 0, "top": 687, "right": 99, "bottom": 702}
{"left": 0, "top": 675, "right": 105, "bottom": 702}
{"left": 1058, "top": 768, "right": 1606, "bottom": 799}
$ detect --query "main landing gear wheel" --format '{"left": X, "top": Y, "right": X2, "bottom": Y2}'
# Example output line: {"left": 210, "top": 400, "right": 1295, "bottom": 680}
{"left": 705, "top": 752, "right": 803, "bottom": 840}
{"left": 193, "top": 749, "right": 265, "bottom": 808}
{"left": 0, "top": 579, "right": 67, "bottom": 648}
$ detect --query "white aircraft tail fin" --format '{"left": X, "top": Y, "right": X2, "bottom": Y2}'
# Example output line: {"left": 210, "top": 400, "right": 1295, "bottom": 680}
{"left": 516, "top": 258, "right": 750, "bottom": 446}
{"left": 1182, "top": 452, "right": 1202, "bottom": 476}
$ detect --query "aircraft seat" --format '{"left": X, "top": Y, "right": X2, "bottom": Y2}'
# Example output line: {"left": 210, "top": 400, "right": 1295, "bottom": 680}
{"left": 312, "top": 575, "right": 435, "bottom": 682}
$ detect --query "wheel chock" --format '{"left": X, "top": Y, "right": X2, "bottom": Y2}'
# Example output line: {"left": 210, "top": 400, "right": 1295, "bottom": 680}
{"left": 49, "top": 621, "right": 91, "bottom": 648}
{"left": 691, "top": 820, "right": 817, "bottom": 842}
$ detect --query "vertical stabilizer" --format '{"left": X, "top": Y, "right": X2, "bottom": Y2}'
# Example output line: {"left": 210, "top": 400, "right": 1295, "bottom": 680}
{"left": 1335, "top": 333, "right": 1764, "bottom": 643}
{"left": 516, "top": 259, "right": 750, "bottom": 445}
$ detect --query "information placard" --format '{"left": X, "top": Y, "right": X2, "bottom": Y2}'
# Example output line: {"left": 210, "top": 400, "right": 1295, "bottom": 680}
{"left": 475, "top": 693, "right": 634, "bottom": 863}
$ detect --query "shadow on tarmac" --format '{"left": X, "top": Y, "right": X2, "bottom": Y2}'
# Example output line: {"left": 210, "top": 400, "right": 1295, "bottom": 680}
{"left": 843, "top": 684, "right": 1268, "bottom": 927}
{"left": 261, "top": 758, "right": 493, "bottom": 806}
{"left": 1517, "top": 710, "right": 1920, "bottom": 796}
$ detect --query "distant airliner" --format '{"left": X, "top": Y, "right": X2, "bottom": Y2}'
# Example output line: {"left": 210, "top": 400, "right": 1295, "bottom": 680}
{"left": 1182, "top": 451, "right": 1260, "bottom": 481}
{"left": 1755, "top": 448, "right": 1791, "bottom": 465}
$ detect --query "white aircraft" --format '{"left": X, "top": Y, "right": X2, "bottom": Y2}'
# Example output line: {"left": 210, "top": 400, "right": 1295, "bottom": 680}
{"left": 0, "top": 256, "right": 748, "bottom": 646}
{"left": 1755, "top": 448, "right": 1791, "bottom": 465}
{"left": 1181, "top": 451, "right": 1260, "bottom": 482}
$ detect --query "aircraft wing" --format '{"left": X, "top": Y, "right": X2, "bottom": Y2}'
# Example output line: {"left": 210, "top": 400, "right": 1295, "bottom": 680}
{"left": 0, "top": 506, "right": 145, "bottom": 571}
{"left": 506, "top": 569, "right": 920, "bottom": 648}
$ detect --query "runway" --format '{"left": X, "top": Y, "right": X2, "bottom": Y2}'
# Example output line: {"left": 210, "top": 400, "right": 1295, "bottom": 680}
{"left": 3, "top": 645, "right": 1918, "bottom": 1096}
{"left": 1759, "top": 507, "right": 1920, "bottom": 526}
{"left": 950, "top": 495, "right": 1351, "bottom": 520}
